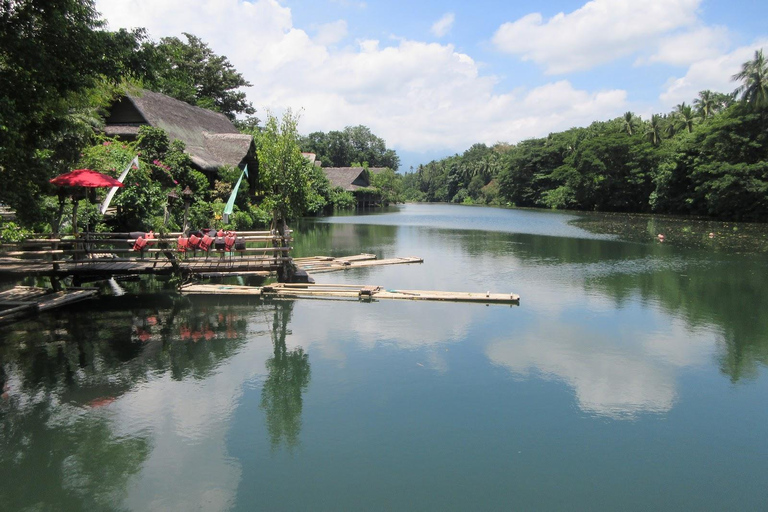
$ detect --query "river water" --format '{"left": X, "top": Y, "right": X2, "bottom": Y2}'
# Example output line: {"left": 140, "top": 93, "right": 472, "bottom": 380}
{"left": 1, "top": 204, "right": 767, "bottom": 511}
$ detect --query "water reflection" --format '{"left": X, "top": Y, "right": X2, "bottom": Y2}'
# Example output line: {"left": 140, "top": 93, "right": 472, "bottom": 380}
{"left": 0, "top": 298, "right": 310, "bottom": 511}
{"left": 305, "top": 205, "right": 768, "bottom": 418}
{"left": 260, "top": 300, "right": 311, "bottom": 450}
{"left": 485, "top": 321, "right": 696, "bottom": 419}
{"left": 0, "top": 311, "right": 153, "bottom": 510}
{"left": 398, "top": 215, "right": 768, "bottom": 385}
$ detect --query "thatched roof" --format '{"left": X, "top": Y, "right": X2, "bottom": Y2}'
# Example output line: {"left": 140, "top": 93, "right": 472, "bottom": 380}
{"left": 104, "top": 89, "right": 255, "bottom": 172}
{"left": 323, "top": 168, "right": 368, "bottom": 191}
{"left": 324, "top": 167, "right": 393, "bottom": 191}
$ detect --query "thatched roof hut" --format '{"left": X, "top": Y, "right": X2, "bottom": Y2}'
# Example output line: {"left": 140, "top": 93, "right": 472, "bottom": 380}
{"left": 323, "top": 167, "right": 388, "bottom": 191}
{"left": 104, "top": 89, "right": 257, "bottom": 177}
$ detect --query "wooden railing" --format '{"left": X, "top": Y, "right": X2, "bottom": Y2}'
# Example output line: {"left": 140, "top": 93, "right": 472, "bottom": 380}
{"left": 0, "top": 230, "right": 294, "bottom": 276}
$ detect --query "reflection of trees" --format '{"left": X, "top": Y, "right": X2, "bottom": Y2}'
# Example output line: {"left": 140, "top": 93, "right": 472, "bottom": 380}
{"left": 260, "top": 300, "right": 311, "bottom": 450}
{"left": 452, "top": 226, "right": 768, "bottom": 383}
{"left": 0, "top": 298, "right": 262, "bottom": 508}
{"left": 0, "top": 401, "right": 148, "bottom": 511}
{"left": 294, "top": 219, "right": 398, "bottom": 258}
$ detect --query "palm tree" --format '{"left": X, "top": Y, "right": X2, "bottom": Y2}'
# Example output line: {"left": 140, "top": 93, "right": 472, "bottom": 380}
{"left": 645, "top": 114, "right": 663, "bottom": 145}
{"left": 694, "top": 90, "right": 716, "bottom": 118}
{"left": 732, "top": 48, "right": 768, "bottom": 110}
{"left": 621, "top": 111, "right": 637, "bottom": 136}
{"left": 675, "top": 102, "right": 696, "bottom": 133}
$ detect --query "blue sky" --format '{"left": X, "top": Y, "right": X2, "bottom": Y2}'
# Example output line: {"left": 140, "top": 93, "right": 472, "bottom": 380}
{"left": 95, "top": 0, "right": 768, "bottom": 171}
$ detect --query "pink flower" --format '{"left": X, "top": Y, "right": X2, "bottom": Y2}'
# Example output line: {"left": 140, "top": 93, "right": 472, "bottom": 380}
{"left": 103, "top": 141, "right": 111, "bottom": 146}
{"left": 173, "top": 180, "right": 178, "bottom": 184}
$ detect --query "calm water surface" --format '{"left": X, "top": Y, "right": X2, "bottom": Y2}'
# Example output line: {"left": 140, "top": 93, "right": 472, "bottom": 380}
{"left": 1, "top": 204, "right": 767, "bottom": 511}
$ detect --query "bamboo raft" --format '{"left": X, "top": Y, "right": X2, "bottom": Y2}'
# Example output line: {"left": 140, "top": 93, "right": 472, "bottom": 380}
{"left": 180, "top": 283, "right": 520, "bottom": 305}
{"left": 0, "top": 286, "right": 98, "bottom": 325}
{"left": 294, "top": 254, "right": 423, "bottom": 273}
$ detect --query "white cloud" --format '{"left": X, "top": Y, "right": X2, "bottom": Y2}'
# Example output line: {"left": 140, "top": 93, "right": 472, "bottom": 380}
{"left": 431, "top": 12, "right": 455, "bottom": 38}
{"left": 660, "top": 39, "right": 768, "bottom": 106}
{"left": 95, "top": 0, "right": 629, "bottom": 155}
{"left": 314, "top": 19, "right": 348, "bottom": 46}
{"left": 493, "top": 0, "right": 702, "bottom": 74}
{"left": 641, "top": 26, "right": 730, "bottom": 67}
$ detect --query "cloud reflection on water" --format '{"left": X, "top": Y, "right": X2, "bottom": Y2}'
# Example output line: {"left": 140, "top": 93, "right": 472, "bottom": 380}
{"left": 485, "top": 315, "right": 719, "bottom": 419}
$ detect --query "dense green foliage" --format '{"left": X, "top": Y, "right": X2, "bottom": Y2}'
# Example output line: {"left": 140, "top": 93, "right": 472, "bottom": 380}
{"left": 0, "top": 0, "right": 127, "bottom": 224}
{"left": 300, "top": 125, "right": 400, "bottom": 170}
{"left": 257, "top": 110, "right": 322, "bottom": 222}
{"left": 143, "top": 33, "right": 256, "bottom": 121}
{"left": 402, "top": 55, "right": 768, "bottom": 221}
{"left": 0, "top": 1, "right": 258, "bottom": 230}
{"left": 369, "top": 168, "right": 403, "bottom": 205}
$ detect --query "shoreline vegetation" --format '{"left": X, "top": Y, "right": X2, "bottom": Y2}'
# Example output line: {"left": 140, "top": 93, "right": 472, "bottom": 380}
{"left": 399, "top": 53, "right": 768, "bottom": 222}
{"left": 1, "top": 0, "right": 767, "bottom": 242}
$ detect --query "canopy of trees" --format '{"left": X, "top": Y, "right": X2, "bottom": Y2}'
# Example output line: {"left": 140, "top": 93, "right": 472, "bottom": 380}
{"left": 143, "top": 33, "right": 255, "bottom": 121}
{"left": 300, "top": 125, "right": 400, "bottom": 170}
{"left": 0, "top": 0, "right": 128, "bottom": 223}
{"left": 0, "top": 1, "right": 259, "bottom": 229}
{"left": 402, "top": 50, "right": 768, "bottom": 221}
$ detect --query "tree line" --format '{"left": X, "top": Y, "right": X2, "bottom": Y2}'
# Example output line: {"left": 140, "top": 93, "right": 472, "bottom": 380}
{"left": 402, "top": 50, "right": 768, "bottom": 221}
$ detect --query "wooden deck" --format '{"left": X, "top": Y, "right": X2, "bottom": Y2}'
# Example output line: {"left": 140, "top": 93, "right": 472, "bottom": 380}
{"left": 0, "top": 230, "right": 292, "bottom": 278}
{"left": 0, "top": 286, "right": 98, "bottom": 325}
{"left": 181, "top": 283, "right": 520, "bottom": 305}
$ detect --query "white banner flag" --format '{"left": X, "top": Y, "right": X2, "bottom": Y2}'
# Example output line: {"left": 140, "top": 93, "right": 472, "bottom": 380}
{"left": 100, "top": 156, "right": 139, "bottom": 214}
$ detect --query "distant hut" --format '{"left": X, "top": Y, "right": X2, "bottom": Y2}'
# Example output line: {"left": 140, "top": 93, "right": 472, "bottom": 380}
{"left": 322, "top": 167, "right": 388, "bottom": 208}
{"left": 104, "top": 89, "right": 258, "bottom": 191}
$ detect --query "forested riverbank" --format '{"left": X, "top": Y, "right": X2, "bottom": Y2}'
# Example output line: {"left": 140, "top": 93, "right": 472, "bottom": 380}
{"left": 401, "top": 52, "right": 768, "bottom": 222}
{"left": 2, "top": 0, "right": 766, "bottom": 240}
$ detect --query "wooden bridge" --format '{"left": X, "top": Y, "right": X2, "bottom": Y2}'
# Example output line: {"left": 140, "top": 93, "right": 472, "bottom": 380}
{"left": 0, "top": 230, "right": 294, "bottom": 281}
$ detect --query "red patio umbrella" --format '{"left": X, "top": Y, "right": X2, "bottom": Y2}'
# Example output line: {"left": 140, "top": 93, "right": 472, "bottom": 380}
{"left": 50, "top": 169, "right": 124, "bottom": 188}
{"left": 50, "top": 169, "right": 124, "bottom": 236}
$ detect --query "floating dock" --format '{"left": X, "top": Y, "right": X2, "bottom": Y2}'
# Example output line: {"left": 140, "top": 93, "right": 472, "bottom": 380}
{"left": 181, "top": 283, "right": 520, "bottom": 305}
{"left": 294, "top": 254, "right": 423, "bottom": 274}
{"left": 0, "top": 286, "right": 98, "bottom": 325}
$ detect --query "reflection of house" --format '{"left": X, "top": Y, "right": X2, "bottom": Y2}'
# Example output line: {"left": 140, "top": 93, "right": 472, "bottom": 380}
{"left": 322, "top": 166, "right": 388, "bottom": 207}
{"left": 104, "top": 89, "right": 257, "bottom": 189}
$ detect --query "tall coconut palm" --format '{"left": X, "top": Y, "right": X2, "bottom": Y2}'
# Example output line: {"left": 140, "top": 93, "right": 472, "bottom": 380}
{"left": 645, "top": 114, "right": 663, "bottom": 145}
{"left": 675, "top": 102, "right": 696, "bottom": 133}
{"left": 694, "top": 90, "right": 716, "bottom": 118}
{"left": 732, "top": 48, "right": 768, "bottom": 110}
{"left": 621, "top": 111, "right": 637, "bottom": 136}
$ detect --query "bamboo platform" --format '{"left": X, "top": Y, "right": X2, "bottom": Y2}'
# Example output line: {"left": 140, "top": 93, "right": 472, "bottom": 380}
{"left": 0, "top": 286, "right": 98, "bottom": 325}
{"left": 295, "top": 254, "right": 423, "bottom": 273}
{"left": 180, "top": 283, "right": 520, "bottom": 305}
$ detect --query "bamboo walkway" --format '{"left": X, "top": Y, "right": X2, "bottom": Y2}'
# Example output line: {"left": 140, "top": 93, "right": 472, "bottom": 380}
{"left": 294, "top": 254, "right": 423, "bottom": 273}
{"left": 181, "top": 283, "right": 520, "bottom": 305}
